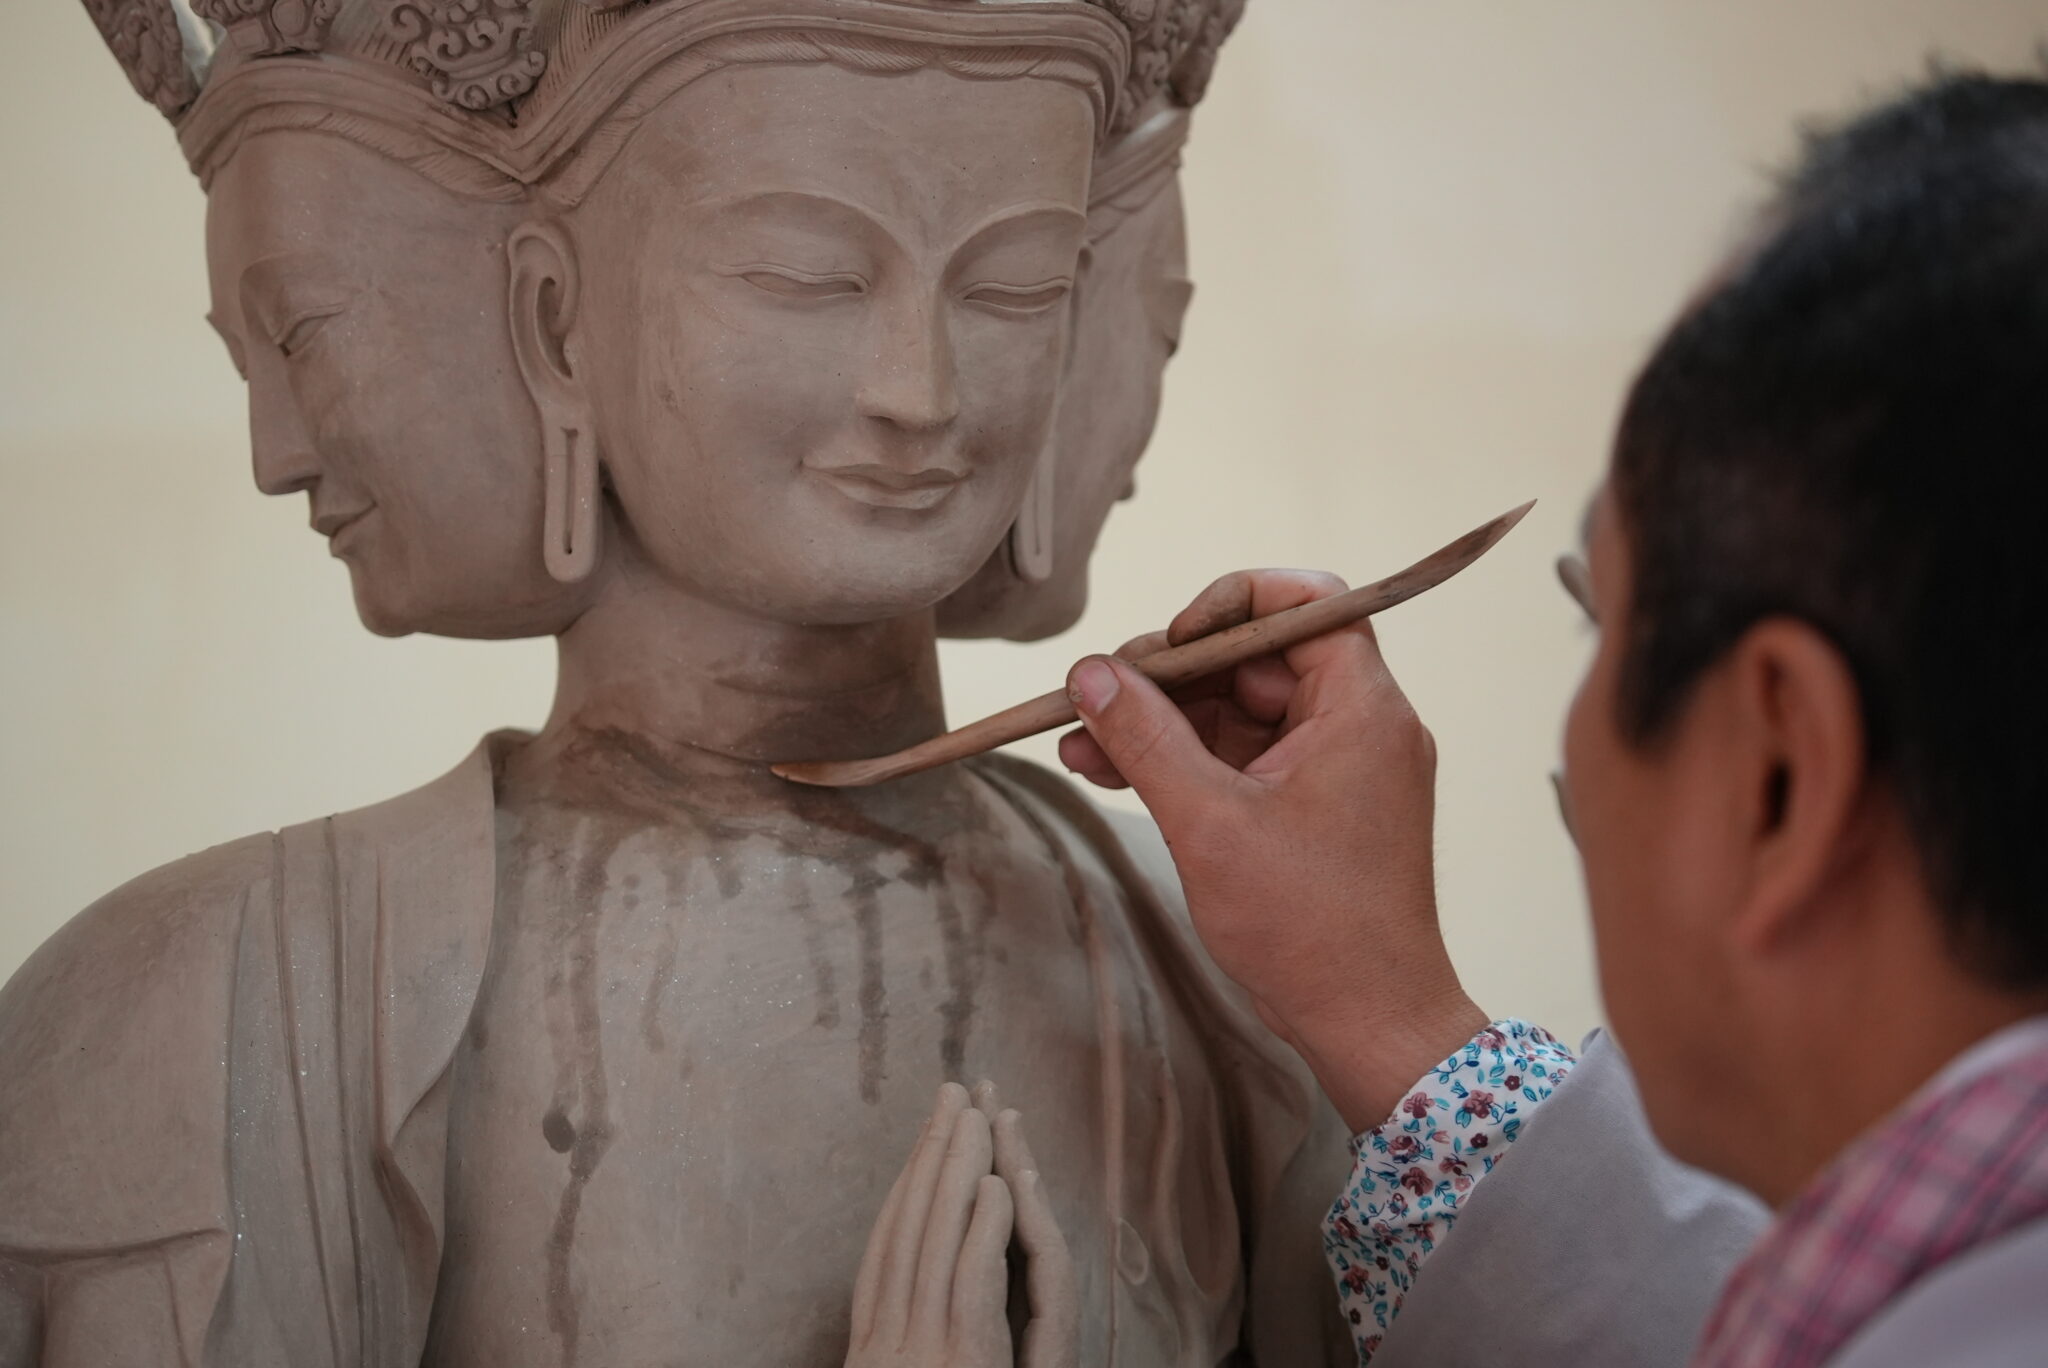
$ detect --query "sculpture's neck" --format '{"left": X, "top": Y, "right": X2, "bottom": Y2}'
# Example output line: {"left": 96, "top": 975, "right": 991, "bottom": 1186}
{"left": 537, "top": 572, "right": 947, "bottom": 775}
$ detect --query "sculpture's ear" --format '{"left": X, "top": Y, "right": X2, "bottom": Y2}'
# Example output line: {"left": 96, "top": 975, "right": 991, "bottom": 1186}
{"left": 508, "top": 220, "right": 602, "bottom": 584}
{"left": 1008, "top": 436, "right": 1057, "bottom": 584}
{"left": 1006, "top": 249, "right": 1088, "bottom": 587}
{"left": 508, "top": 219, "right": 583, "bottom": 413}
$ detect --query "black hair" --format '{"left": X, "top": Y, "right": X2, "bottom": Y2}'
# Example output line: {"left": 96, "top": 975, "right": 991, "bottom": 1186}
{"left": 1610, "top": 67, "right": 2048, "bottom": 988}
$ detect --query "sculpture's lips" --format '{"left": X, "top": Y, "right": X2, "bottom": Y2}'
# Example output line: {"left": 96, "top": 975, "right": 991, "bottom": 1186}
{"left": 313, "top": 504, "right": 375, "bottom": 547}
{"left": 808, "top": 462, "right": 964, "bottom": 512}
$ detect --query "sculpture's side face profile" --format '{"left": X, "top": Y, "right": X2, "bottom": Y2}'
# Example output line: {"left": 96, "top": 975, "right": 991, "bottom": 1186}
{"left": 203, "top": 130, "right": 580, "bottom": 638}
{"left": 940, "top": 158, "right": 1193, "bottom": 638}
{"left": 541, "top": 62, "right": 1096, "bottom": 627}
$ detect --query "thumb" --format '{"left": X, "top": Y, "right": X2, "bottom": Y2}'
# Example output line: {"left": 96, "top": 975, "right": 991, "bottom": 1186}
{"left": 1066, "top": 655, "right": 1238, "bottom": 820}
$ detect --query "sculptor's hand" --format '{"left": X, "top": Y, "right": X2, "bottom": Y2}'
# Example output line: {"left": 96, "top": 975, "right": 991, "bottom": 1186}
{"left": 1060, "top": 570, "right": 1489, "bottom": 1133}
{"left": 846, "top": 1083, "right": 1077, "bottom": 1368}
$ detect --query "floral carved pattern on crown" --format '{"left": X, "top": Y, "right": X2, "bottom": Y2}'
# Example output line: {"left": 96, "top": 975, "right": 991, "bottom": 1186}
{"left": 193, "top": 0, "right": 342, "bottom": 57}
{"left": 82, "top": 0, "right": 197, "bottom": 115}
{"left": 387, "top": 0, "right": 548, "bottom": 111}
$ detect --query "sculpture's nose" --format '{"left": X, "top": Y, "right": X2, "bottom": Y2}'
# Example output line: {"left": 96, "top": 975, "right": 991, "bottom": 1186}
{"left": 855, "top": 292, "right": 959, "bottom": 434}
{"left": 247, "top": 373, "right": 321, "bottom": 497}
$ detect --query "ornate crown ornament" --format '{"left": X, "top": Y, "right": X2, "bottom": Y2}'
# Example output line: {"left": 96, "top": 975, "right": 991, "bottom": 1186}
{"left": 84, "top": 0, "right": 1241, "bottom": 131}
{"left": 196, "top": 0, "right": 341, "bottom": 56}
{"left": 387, "top": 0, "right": 547, "bottom": 110}
{"left": 82, "top": 0, "right": 211, "bottom": 114}
{"left": 1094, "top": 0, "right": 1241, "bottom": 132}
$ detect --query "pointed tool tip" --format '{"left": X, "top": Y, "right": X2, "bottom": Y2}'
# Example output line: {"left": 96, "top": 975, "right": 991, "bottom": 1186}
{"left": 772, "top": 759, "right": 886, "bottom": 788}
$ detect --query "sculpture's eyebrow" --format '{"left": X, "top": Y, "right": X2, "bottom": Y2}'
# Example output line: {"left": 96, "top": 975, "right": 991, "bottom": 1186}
{"left": 696, "top": 190, "right": 890, "bottom": 248}
{"left": 950, "top": 201, "right": 1088, "bottom": 265}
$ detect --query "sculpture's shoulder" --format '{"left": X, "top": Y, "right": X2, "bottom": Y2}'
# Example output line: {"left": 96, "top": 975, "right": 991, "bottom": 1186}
{"left": 969, "top": 752, "right": 1179, "bottom": 896}
{"left": 0, "top": 741, "right": 500, "bottom": 1258}
{"left": 0, "top": 831, "right": 275, "bottom": 1259}
{"left": 4, "top": 828, "right": 274, "bottom": 1018}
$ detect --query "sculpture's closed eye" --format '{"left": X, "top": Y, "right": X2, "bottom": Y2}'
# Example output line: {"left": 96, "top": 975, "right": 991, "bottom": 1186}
{"left": 964, "top": 279, "right": 1073, "bottom": 317}
{"left": 277, "top": 303, "right": 347, "bottom": 358}
{"left": 734, "top": 265, "right": 867, "bottom": 300}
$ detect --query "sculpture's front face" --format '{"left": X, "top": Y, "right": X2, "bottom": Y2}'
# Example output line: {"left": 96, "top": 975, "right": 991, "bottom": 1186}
{"left": 566, "top": 62, "right": 1094, "bottom": 626}
{"left": 204, "top": 132, "right": 575, "bottom": 638}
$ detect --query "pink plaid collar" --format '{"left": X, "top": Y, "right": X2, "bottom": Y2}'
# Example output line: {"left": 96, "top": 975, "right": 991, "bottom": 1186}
{"left": 1690, "top": 1016, "right": 2048, "bottom": 1368}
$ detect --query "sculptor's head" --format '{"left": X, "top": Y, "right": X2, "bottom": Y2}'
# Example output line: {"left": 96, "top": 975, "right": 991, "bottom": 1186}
{"left": 512, "top": 57, "right": 1097, "bottom": 626}
{"left": 204, "top": 129, "right": 585, "bottom": 638}
{"left": 1561, "top": 72, "right": 2048, "bottom": 1200}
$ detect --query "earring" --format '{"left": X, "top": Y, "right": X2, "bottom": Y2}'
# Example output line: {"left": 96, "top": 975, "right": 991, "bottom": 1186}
{"left": 1008, "top": 448, "right": 1056, "bottom": 585}
{"left": 543, "top": 421, "right": 601, "bottom": 584}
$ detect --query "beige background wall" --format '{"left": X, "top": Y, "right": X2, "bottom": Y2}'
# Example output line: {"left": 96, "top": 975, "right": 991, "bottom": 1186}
{"left": 3, "top": 1, "right": 2043, "bottom": 1044}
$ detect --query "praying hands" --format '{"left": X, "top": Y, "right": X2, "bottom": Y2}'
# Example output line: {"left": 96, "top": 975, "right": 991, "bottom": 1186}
{"left": 845, "top": 1082, "right": 1078, "bottom": 1368}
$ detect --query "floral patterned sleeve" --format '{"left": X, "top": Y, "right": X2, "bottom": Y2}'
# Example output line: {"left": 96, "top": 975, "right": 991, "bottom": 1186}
{"left": 1322, "top": 1019, "right": 1578, "bottom": 1364}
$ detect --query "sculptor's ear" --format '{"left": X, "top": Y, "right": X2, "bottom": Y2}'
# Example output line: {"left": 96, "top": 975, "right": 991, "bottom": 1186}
{"left": 508, "top": 221, "right": 603, "bottom": 584}
{"left": 1720, "top": 618, "right": 1870, "bottom": 955}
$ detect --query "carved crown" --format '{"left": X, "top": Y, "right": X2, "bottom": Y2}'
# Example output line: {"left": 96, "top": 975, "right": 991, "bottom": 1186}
{"left": 83, "top": 0, "right": 1243, "bottom": 130}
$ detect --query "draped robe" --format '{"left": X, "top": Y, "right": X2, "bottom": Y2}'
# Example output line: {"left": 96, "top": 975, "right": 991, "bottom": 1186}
{"left": 0, "top": 739, "right": 1351, "bottom": 1366}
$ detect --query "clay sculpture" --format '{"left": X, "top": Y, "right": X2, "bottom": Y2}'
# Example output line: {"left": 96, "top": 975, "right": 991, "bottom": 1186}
{"left": 0, "top": 2, "right": 1353, "bottom": 1364}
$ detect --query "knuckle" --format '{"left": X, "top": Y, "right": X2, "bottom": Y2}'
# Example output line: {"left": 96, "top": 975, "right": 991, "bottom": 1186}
{"left": 1292, "top": 568, "right": 1350, "bottom": 599}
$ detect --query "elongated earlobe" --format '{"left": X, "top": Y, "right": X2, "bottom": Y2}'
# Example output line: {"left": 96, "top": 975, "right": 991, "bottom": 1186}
{"left": 509, "top": 219, "right": 602, "bottom": 584}
{"left": 1009, "top": 450, "right": 1056, "bottom": 584}
{"left": 1009, "top": 261, "right": 1083, "bottom": 587}
{"left": 543, "top": 421, "right": 601, "bottom": 583}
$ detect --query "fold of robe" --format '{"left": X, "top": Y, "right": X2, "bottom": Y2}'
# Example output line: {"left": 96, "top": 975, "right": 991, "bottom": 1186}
{"left": 0, "top": 742, "right": 1349, "bottom": 1367}
{"left": 0, "top": 742, "right": 496, "bottom": 1368}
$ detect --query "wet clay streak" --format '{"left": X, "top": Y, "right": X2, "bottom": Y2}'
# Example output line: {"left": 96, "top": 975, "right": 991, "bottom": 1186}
{"left": 640, "top": 917, "right": 679, "bottom": 1054}
{"left": 783, "top": 787, "right": 995, "bottom": 1089}
{"left": 932, "top": 879, "right": 989, "bottom": 1080}
{"left": 847, "top": 866, "right": 889, "bottom": 1103}
{"left": 543, "top": 819, "right": 622, "bottom": 1368}
{"left": 790, "top": 892, "right": 843, "bottom": 1030}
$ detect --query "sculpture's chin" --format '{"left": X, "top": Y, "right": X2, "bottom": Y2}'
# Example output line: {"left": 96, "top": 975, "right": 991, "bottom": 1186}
{"left": 786, "top": 583, "right": 970, "bottom": 628}
{"left": 353, "top": 603, "right": 420, "bottom": 640}
{"left": 346, "top": 572, "right": 423, "bottom": 640}
{"left": 726, "top": 536, "right": 1005, "bottom": 629}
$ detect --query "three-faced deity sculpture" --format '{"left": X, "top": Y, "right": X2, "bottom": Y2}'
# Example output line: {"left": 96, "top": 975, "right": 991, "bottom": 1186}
{"left": 0, "top": 1, "right": 1355, "bottom": 1365}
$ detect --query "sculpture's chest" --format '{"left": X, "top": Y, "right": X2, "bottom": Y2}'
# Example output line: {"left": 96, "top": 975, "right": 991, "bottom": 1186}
{"left": 424, "top": 792, "right": 1214, "bottom": 1367}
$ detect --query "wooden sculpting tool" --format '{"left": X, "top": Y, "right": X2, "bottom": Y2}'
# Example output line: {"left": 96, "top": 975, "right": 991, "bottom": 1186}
{"left": 774, "top": 499, "right": 1536, "bottom": 789}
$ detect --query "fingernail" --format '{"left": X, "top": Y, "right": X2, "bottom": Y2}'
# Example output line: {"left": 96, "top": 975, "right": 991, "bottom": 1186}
{"left": 1069, "top": 658, "right": 1120, "bottom": 715}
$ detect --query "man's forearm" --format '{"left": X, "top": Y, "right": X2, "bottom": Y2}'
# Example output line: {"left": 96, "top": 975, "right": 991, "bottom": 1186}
{"left": 1322, "top": 1019, "right": 1578, "bottom": 1363}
